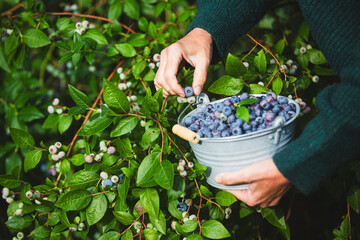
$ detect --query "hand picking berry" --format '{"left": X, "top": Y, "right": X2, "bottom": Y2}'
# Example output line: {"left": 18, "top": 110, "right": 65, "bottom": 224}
{"left": 184, "top": 86, "right": 194, "bottom": 97}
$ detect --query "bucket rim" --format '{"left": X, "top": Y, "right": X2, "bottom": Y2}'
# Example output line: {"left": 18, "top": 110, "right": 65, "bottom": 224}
{"left": 179, "top": 94, "right": 300, "bottom": 143}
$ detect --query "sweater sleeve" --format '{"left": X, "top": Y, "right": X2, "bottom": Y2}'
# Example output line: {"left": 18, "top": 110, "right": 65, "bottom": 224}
{"left": 186, "top": 0, "right": 280, "bottom": 62}
{"left": 273, "top": 0, "right": 360, "bottom": 195}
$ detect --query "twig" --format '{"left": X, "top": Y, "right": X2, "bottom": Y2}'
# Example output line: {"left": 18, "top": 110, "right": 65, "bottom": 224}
{"left": 241, "top": 44, "right": 258, "bottom": 61}
{"left": 1, "top": 3, "right": 23, "bottom": 16}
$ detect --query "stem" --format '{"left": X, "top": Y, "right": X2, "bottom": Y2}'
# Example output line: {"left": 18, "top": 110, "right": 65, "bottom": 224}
{"left": 120, "top": 214, "right": 144, "bottom": 236}
{"left": 39, "top": 43, "right": 56, "bottom": 85}
{"left": 266, "top": 68, "right": 280, "bottom": 88}
{"left": 1, "top": 3, "right": 23, "bottom": 16}
{"left": 241, "top": 44, "right": 258, "bottom": 61}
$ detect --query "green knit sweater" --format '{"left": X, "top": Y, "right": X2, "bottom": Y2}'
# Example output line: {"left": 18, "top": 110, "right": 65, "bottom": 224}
{"left": 187, "top": 0, "right": 360, "bottom": 194}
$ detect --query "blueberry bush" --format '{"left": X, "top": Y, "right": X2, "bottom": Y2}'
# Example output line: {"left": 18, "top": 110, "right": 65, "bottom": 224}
{"left": 1, "top": 0, "right": 359, "bottom": 239}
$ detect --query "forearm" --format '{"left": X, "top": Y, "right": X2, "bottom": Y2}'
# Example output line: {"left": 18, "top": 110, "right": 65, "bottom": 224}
{"left": 186, "top": 0, "right": 280, "bottom": 62}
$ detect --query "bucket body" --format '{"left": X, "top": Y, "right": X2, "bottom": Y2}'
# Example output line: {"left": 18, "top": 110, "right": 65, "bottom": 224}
{"left": 179, "top": 94, "right": 300, "bottom": 190}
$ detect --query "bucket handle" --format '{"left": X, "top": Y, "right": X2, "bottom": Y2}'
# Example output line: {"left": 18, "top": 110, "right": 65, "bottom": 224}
{"left": 172, "top": 124, "right": 200, "bottom": 144}
{"left": 271, "top": 116, "right": 286, "bottom": 144}
{"left": 177, "top": 93, "right": 210, "bottom": 124}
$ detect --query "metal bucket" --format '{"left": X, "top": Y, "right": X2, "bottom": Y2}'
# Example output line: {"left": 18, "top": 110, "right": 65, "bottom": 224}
{"left": 173, "top": 93, "right": 300, "bottom": 190}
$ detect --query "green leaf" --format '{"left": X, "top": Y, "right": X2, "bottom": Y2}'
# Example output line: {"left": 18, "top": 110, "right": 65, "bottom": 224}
{"left": 115, "top": 43, "right": 136, "bottom": 58}
{"left": 176, "top": 220, "right": 198, "bottom": 233}
{"left": 149, "top": 211, "right": 166, "bottom": 234}
{"left": 138, "top": 17, "right": 149, "bottom": 32}
{"left": 24, "top": 149, "right": 42, "bottom": 172}
{"left": 103, "top": 79, "right": 130, "bottom": 114}
{"left": 140, "top": 188, "right": 160, "bottom": 218}
{"left": 254, "top": 50, "right": 267, "bottom": 74}
{"left": 56, "top": 18, "right": 71, "bottom": 31}
{"left": 83, "top": 29, "right": 108, "bottom": 45}
{"left": 69, "top": 171, "right": 101, "bottom": 189}
{"left": 238, "top": 98, "right": 258, "bottom": 106}
{"left": 18, "top": 106, "right": 44, "bottom": 122}
{"left": 137, "top": 152, "right": 160, "bottom": 186}
{"left": 307, "top": 49, "right": 327, "bottom": 64}
{"left": 133, "top": 61, "right": 146, "bottom": 79}
{"left": 99, "top": 231, "right": 121, "bottom": 240}
{"left": 260, "top": 207, "right": 286, "bottom": 229}
{"left": 127, "top": 33, "right": 149, "bottom": 47}
{"left": 154, "top": 159, "right": 174, "bottom": 190}
{"left": 110, "top": 116, "right": 139, "bottom": 137}
{"left": 113, "top": 211, "right": 135, "bottom": 225}
{"left": 340, "top": 215, "right": 351, "bottom": 238}
{"left": 70, "top": 154, "right": 85, "bottom": 166}
{"left": 0, "top": 175, "right": 22, "bottom": 188}
{"left": 168, "top": 200, "right": 183, "bottom": 220}
{"left": 186, "top": 234, "right": 204, "bottom": 240}
{"left": 348, "top": 186, "right": 360, "bottom": 214}
{"left": 274, "top": 39, "right": 286, "bottom": 54}
{"left": 108, "top": 1, "right": 123, "bottom": 20}
{"left": 59, "top": 52, "right": 73, "bottom": 63}
{"left": 5, "top": 33, "right": 19, "bottom": 55}
{"left": 121, "top": 230, "right": 133, "bottom": 240}
{"left": 208, "top": 75, "right": 243, "bottom": 96}
{"left": 30, "top": 226, "right": 51, "bottom": 238}
{"left": 55, "top": 189, "right": 92, "bottom": 211}
{"left": 123, "top": 0, "right": 140, "bottom": 19}
{"left": 297, "top": 54, "right": 309, "bottom": 69}
{"left": 68, "top": 84, "right": 91, "bottom": 108}
{"left": 86, "top": 194, "right": 107, "bottom": 226}
{"left": 58, "top": 115, "right": 73, "bottom": 134}
{"left": 143, "top": 228, "right": 161, "bottom": 240}
{"left": 144, "top": 69, "right": 155, "bottom": 81}
{"left": 225, "top": 53, "right": 247, "bottom": 77}
{"left": 79, "top": 113, "right": 113, "bottom": 136}
{"left": 6, "top": 215, "right": 32, "bottom": 231}
{"left": 239, "top": 202, "right": 254, "bottom": 218}
{"left": 200, "top": 185, "right": 213, "bottom": 198}
{"left": 249, "top": 84, "right": 270, "bottom": 94}
{"left": 201, "top": 220, "right": 230, "bottom": 239}
{"left": 140, "top": 127, "right": 160, "bottom": 149}
{"left": 215, "top": 191, "right": 237, "bottom": 206}
{"left": 10, "top": 128, "right": 35, "bottom": 149}
{"left": 23, "top": 29, "right": 51, "bottom": 48}
{"left": 236, "top": 106, "right": 250, "bottom": 122}
{"left": 272, "top": 77, "right": 283, "bottom": 95}
{"left": 0, "top": 45, "right": 10, "bottom": 72}
{"left": 148, "top": 22, "right": 157, "bottom": 38}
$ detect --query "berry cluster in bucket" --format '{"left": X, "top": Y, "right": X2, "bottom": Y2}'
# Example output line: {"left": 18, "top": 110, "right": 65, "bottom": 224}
{"left": 182, "top": 89, "right": 297, "bottom": 138}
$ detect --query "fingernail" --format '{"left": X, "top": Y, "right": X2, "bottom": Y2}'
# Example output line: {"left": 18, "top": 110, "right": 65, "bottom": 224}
{"left": 215, "top": 175, "right": 222, "bottom": 184}
{"left": 195, "top": 86, "right": 202, "bottom": 95}
{"left": 178, "top": 92, "right": 185, "bottom": 97}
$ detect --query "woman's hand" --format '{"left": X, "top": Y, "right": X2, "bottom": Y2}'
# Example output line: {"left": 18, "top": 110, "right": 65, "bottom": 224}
{"left": 214, "top": 158, "right": 291, "bottom": 208}
{"left": 154, "top": 28, "right": 213, "bottom": 97}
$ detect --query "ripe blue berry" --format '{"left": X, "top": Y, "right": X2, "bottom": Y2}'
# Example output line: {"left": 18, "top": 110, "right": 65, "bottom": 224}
{"left": 222, "top": 106, "right": 232, "bottom": 116}
{"left": 230, "top": 96, "right": 240, "bottom": 104}
{"left": 184, "top": 86, "right": 194, "bottom": 97}
{"left": 232, "top": 127, "right": 242, "bottom": 136}
{"left": 102, "top": 179, "right": 113, "bottom": 187}
{"left": 214, "top": 102, "right": 225, "bottom": 112}
{"left": 176, "top": 202, "right": 187, "bottom": 212}
{"left": 189, "top": 123, "right": 199, "bottom": 131}
{"left": 239, "top": 92, "right": 249, "bottom": 100}
{"left": 221, "top": 130, "right": 231, "bottom": 137}
{"left": 184, "top": 116, "right": 195, "bottom": 126}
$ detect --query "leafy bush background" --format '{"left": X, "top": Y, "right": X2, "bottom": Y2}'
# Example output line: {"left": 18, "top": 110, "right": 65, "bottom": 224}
{"left": 0, "top": 0, "right": 359, "bottom": 239}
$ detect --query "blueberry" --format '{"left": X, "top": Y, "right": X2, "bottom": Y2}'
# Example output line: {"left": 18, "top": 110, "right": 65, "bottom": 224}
{"left": 239, "top": 92, "right": 249, "bottom": 100}
{"left": 227, "top": 115, "right": 236, "bottom": 124}
{"left": 184, "top": 86, "right": 194, "bottom": 97}
{"left": 214, "top": 102, "right": 225, "bottom": 112}
{"left": 262, "top": 102, "right": 271, "bottom": 110}
{"left": 278, "top": 96, "right": 289, "bottom": 104}
{"left": 265, "top": 112, "right": 275, "bottom": 122}
{"left": 289, "top": 103, "right": 296, "bottom": 110}
{"left": 231, "top": 96, "right": 240, "bottom": 104}
{"left": 266, "top": 96, "right": 274, "bottom": 103}
{"left": 255, "top": 116, "right": 264, "bottom": 124}
{"left": 255, "top": 109, "right": 262, "bottom": 117}
{"left": 217, "top": 122, "right": 228, "bottom": 131}
{"left": 184, "top": 116, "right": 195, "bottom": 126}
{"left": 266, "top": 92, "right": 277, "bottom": 100}
{"left": 219, "top": 113, "right": 227, "bottom": 121}
{"left": 189, "top": 123, "right": 199, "bottom": 131}
{"left": 243, "top": 122, "right": 252, "bottom": 131}
{"left": 176, "top": 202, "right": 188, "bottom": 212}
{"left": 272, "top": 105, "right": 282, "bottom": 114}
{"left": 222, "top": 106, "right": 232, "bottom": 116}
{"left": 270, "top": 100, "right": 279, "bottom": 107}
{"left": 223, "top": 99, "right": 232, "bottom": 106}
{"left": 208, "top": 112, "right": 216, "bottom": 120}
{"left": 259, "top": 123, "right": 267, "bottom": 129}
{"left": 204, "top": 119, "right": 213, "bottom": 126}
{"left": 221, "top": 130, "right": 231, "bottom": 137}
{"left": 250, "top": 120, "right": 258, "bottom": 127}
{"left": 203, "top": 128, "right": 212, "bottom": 138}
{"left": 232, "top": 127, "right": 242, "bottom": 136}
{"left": 283, "top": 104, "right": 291, "bottom": 111}
{"left": 102, "top": 179, "right": 113, "bottom": 187}
{"left": 249, "top": 113, "right": 256, "bottom": 121}
{"left": 231, "top": 118, "right": 244, "bottom": 128}
{"left": 212, "top": 130, "right": 222, "bottom": 138}
{"left": 208, "top": 123, "right": 218, "bottom": 130}
{"left": 197, "top": 112, "right": 205, "bottom": 118}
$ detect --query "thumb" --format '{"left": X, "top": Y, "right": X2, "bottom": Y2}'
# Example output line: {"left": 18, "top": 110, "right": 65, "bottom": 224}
{"left": 215, "top": 168, "right": 254, "bottom": 186}
{"left": 192, "top": 57, "right": 210, "bottom": 95}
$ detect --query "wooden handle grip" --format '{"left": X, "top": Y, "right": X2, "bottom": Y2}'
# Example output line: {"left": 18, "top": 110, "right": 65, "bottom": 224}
{"left": 172, "top": 124, "right": 200, "bottom": 144}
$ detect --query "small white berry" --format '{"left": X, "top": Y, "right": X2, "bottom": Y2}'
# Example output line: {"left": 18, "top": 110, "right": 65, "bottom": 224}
{"left": 149, "top": 63, "right": 156, "bottom": 69}
{"left": 286, "top": 60, "right": 293, "bottom": 66}
{"left": 6, "top": 197, "right": 14, "bottom": 204}
{"left": 70, "top": 4, "right": 78, "bottom": 11}
{"left": 300, "top": 46, "right": 307, "bottom": 54}
{"left": 269, "top": 59, "right": 276, "bottom": 64}
{"left": 26, "top": 190, "right": 33, "bottom": 199}
{"left": 43, "top": 197, "right": 48, "bottom": 201}
{"left": 119, "top": 73, "right": 126, "bottom": 80}
{"left": 17, "top": 232, "right": 24, "bottom": 239}
{"left": 52, "top": 154, "right": 59, "bottom": 161}
{"left": 58, "top": 151, "right": 65, "bottom": 159}
{"left": 189, "top": 214, "right": 196, "bottom": 220}
{"left": 34, "top": 190, "right": 41, "bottom": 198}
{"left": 94, "top": 154, "right": 102, "bottom": 162}
{"left": 130, "top": 95, "right": 137, "bottom": 102}
{"left": 49, "top": 145, "right": 57, "bottom": 154}
{"left": 288, "top": 95, "right": 293, "bottom": 99}
{"left": 312, "top": 75, "right": 319, "bottom": 83}
{"left": 177, "top": 165, "right": 185, "bottom": 172}
{"left": 280, "top": 64, "right": 287, "bottom": 73}
{"left": 126, "top": 82, "right": 132, "bottom": 88}
{"left": 75, "top": 29, "right": 82, "bottom": 35}
{"left": 225, "top": 207, "right": 232, "bottom": 215}
{"left": 82, "top": 20, "right": 89, "bottom": 28}
{"left": 85, "top": 155, "right": 93, "bottom": 163}
{"left": 147, "top": 223, "right": 154, "bottom": 229}
{"left": 179, "top": 159, "right": 186, "bottom": 166}
{"left": 257, "top": 81, "right": 264, "bottom": 86}
{"left": 140, "top": 120, "right": 146, "bottom": 127}
{"left": 180, "top": 171, "right": 187, "bottom": 177}
{"left": 153, "top": 53, "right": 161, "bottom": 62}
{"left": 99, "top": 141, "right": 106, "bottom": 149}
{"left": 100, "top": 172, "right": 109, "bottom": 180}
{"left": 156, "top": 62, "right": 161, "bottom": 68}
{"left": 35, "top": 199, "right": 41, "bottom": 205}
{"left": 306, "top": 44, "right": 312, "bottom": 49}
{"left": 90, "top": 153, "right": 95, "bottom": 158}
{"left": 187, "top": 96, "right": 196, "bottom": 103}
{"left": 225, "top": 214, "right": 230, "bottom": 219}
{"left": 107, "top": 146, "right": 116, "bottom": 155}
{"left": 55, "top": 142, "right": 62, "bottom": 148}
{"left": 15, "top": 209, "right": 22, "bottom": 216}
{"left": 183, "top": 217, "right": 189, "bottom": 223}
{"left": 69, "top": 227, "right": 77, "bottom": 232}
{"left": 52, "top": 98, "right": 60, "bottom": 106}
{"left": 89, "top": 66, "right": 96, "bottom": 72}
{"left": 18, "top": 202, "right": 24, "bottom": 209}
{"left": 76, "top": 22, "right": 82, "bottom": 29}
{"left": 243, "top": 62, "right": 249, "bottom": 68}
{"left": 127, "top": 96, "right": 131, "bottom": 102}
{"left": 299, "top": 101, "right": 306, "bottom": 109}
{"left": 79, "top": 27, "right": 86, "bottom": 35}
{"left": 177, "top": 97, "right": 187, "bottom": 103}
{"left": 78, "top": 222, "right": 86, "bottom": 231}
{"left": 47, "top": 105, "right": 55, "bottom": 114}
{"left": 99, "top": 152, "right": 104, "bottom": 157}
{"left": 134, "top": 221, "right": 141, "bottom": 230}
{"left": 117, "top": 67, "right": 123, "bottom": 74}
{"left": 100, "top": 146, "right": 108, "bottom": 153}
{"left": 111, "top": 175, "right": 119, "bottom": 184}
{"left": 295, "top": 98, "right": 302, "bottom": 103}
{"left": 74, "top": 216, "right": 81, "bottom": 224}
{"left": 188, "top": 162, "right": 194, "bottom": 168}
{"left": 55, "top": 108, "right": 63, "bottom": 115}
{"left": 171, "top": 221, "right": 177, "bottom": 230}
{"left": 2, "top": 188, "right": 9, "bottom": 197}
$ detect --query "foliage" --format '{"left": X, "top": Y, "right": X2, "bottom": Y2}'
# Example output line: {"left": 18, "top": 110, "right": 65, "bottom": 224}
{"left": 0, "top": 0, "right": 359, "bottom": 240}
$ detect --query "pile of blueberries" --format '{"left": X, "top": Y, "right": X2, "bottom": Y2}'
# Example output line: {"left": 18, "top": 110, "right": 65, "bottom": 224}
{"left": 182, "top": 91, "right": 297, "bottom": 138}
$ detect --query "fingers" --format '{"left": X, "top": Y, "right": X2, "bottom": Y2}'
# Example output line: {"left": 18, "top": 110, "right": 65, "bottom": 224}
{"left": 192, "top": 55, "right": 210, "bottom": 95}
{"left": 215, "top": 168, "right": 254, "bottom": 186}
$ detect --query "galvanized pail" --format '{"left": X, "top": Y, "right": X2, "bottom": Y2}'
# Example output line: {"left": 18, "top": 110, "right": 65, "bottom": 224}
{"left": 173, "top": 93, "right": 300, "bottom": 190}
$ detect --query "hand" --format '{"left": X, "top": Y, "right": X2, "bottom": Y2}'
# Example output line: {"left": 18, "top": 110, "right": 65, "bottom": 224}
{"left": 214, "top": 158, "right": 291, "bottom": 208}
{"left": 154, "top": 28, "right": 213, "bottom": 97}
